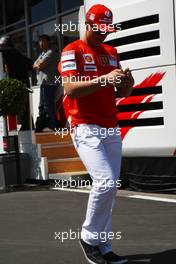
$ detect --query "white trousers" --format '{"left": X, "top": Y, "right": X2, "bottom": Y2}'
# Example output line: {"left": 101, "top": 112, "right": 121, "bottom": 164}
{"left": 71, "top": 124, "right": 122, "bottom": 255}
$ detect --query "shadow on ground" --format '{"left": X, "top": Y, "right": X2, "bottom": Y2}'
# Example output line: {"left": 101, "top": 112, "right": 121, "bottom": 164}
{"left": 127, "top": 249, "right": 176, "bottom": 263}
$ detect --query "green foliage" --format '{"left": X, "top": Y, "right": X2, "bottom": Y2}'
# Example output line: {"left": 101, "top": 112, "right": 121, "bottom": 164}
{"left": 0, "top": 79, "right": 28, "bottom": 116}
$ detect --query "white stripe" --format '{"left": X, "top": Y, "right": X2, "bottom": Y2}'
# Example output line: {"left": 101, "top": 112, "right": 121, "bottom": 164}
{"left": 116, "top": 98, "right": 125, "bottom": 105}
{"left": 141, "top": 94, "right": 154, "bottom": 103}
{"left": 131, "top": 111, "right": 140, "bottom": 118}
{"left": 62, "top": 94, "right": 67, "bottom": 102}
{"left": 128, "top": 195, "right": 176, "bottom": 203}
{"left": 50, "top": 187, "right": 90, "bottom": 194}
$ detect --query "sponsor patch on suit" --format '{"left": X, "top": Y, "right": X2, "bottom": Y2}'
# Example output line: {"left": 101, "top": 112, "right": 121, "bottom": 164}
{"left": 83, "top": 54, "right": 95, "bottom": 64}
{"left": 84, "top": 65, "right": 97, "bottom": 71}
{"left": 109, "top": 56, "right": 118, "bottom": 67}
{"left": 61, "top": 50, "right": 75, "bottom": 62}
{"left": 62, "top": 60, "right": 77, "bottom": 72}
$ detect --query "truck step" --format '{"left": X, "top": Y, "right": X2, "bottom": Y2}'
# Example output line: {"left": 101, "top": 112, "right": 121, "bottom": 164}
{"left": 48, "top": 157, "right": 86, "bottom": 173}
{"left": 35, "top": 132, "right": 72, "bottom": 144}
{"left": 41, "top": 143, "right": 78, "bottom": 159}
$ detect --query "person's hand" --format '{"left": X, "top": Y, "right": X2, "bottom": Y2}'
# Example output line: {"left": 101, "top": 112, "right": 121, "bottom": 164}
{"left": 33, "top": 61, "right": 39, "bottom": 69}
{"left": 33, "top": 59, "right": 46, "bottom": 70}
{"left": 123, "top": 68, "right": 134, "bottom": 87}
{"left": 37, "top": 60, "right": 46, "bottom": 69}
{"left": 104, "top": 69, "right": 126, "bottom": 86}
{"left": 115, "top": 68, "right": 134, "bottom": 97}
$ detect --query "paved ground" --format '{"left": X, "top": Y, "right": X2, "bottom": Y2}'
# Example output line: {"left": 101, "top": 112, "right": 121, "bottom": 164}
{"left": 0, "top": 187, "right": 176, "bottom": 264}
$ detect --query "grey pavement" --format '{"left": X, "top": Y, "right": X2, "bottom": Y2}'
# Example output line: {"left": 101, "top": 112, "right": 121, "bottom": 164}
{"left": 0, "top": 187, "right": 176, "bottom": 264}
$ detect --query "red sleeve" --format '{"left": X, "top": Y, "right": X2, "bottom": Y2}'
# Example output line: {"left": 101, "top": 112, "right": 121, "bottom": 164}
{"left": 58, "top": 43, "right": 81, "bottom": 78}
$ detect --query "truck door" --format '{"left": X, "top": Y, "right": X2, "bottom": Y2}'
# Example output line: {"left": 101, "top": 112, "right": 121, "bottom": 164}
{"left": 80, "top": 0, "right": 176, "bottom": 157}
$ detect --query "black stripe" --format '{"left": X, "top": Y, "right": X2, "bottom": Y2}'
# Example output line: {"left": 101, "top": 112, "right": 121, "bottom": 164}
{"left": 114, "top": 14, "right": 159, "bottom": 31}
{"left": 118, "top": 117, "right": 164, "bottom": 127}
{"left": 115, "top": 86, "right": 162, "bottom": 97}
{"left": 105, "top": 31, "right": 160, "bottom": 47}
{"left": 119, "top": 46, "right": 160, "bottom": 61}
{"left": 117, "top": 102, "right": 163, "bottom": 112}
{"left": 131, "top": 86, "right": 162, "bottom": 96}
